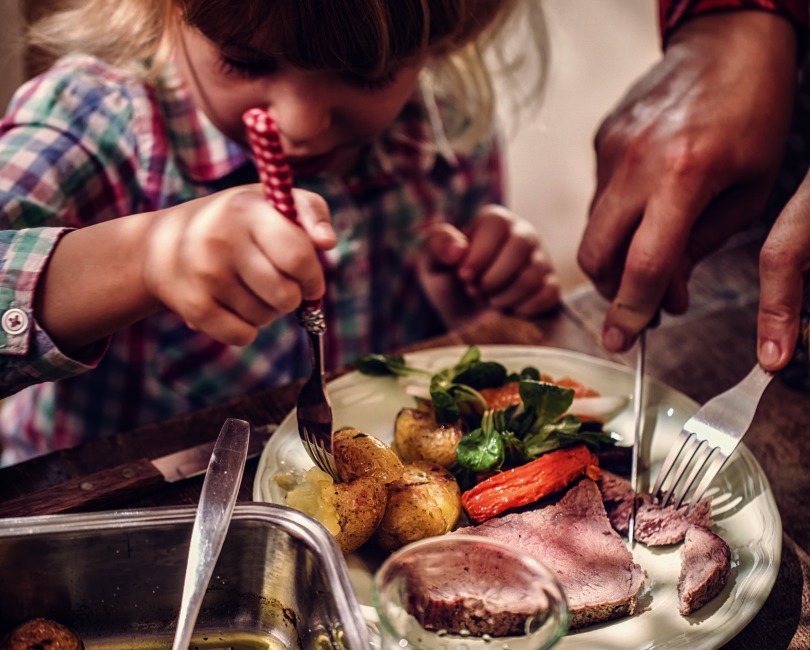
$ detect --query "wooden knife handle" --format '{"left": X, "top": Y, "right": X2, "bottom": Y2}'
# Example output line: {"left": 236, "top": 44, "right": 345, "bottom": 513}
{"left": 0, "top": 458, "right": 165, "bottom": 518}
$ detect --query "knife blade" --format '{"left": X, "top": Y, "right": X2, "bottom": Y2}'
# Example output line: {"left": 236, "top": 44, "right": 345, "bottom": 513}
{"left": 0, "top": 423, "right": 274, "bottom": 518}
{"left": 628, "top": 329, "right": 646, "bottom": 548}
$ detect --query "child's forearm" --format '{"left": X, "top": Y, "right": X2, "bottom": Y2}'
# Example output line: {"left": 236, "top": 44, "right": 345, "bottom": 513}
{"left": 34, "top": 212, "right": 164, "bottom": 353}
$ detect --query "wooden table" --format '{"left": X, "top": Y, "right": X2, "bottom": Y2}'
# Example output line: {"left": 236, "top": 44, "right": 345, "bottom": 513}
{"left": 1, "top": 227, "right": 808, "bottom": 649}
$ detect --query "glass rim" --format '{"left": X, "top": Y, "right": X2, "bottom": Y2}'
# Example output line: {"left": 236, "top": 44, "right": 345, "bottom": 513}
{"left": 371, "top": 533, "right": 570, "bottom": 647}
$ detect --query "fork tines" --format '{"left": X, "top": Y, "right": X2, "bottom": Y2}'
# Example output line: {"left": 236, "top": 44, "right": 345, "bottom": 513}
{"left": 296, "top": 332, "right": 338, "bottom": 481}
{"left": 300, "top": 424, "right": 339, "bottom": 480}
{"left": 651, "top": 364, "right": 774, "bottom": 512}
{"left": 651, "top": 429, "right": 728, "bottom": 510}
{"left": 297, "top": 381, "right": 338, "bottom": 480}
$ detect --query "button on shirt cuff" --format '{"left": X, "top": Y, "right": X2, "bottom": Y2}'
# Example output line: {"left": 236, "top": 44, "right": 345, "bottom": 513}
{"left": 0, "top": 227, "right": 108, "bottom": 387}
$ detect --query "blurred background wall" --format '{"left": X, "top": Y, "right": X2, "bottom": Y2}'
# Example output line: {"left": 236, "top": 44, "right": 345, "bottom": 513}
{"left": 0, "top": 0, "right": 661, "bottom": 292}
{"left": 0, "top": 0, "right": 23, "bottom": 111}
{"left": 501, "top": 0, "right": 660, "bottom": 290}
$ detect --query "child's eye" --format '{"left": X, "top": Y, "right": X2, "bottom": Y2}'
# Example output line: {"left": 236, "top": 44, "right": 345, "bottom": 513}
{"left": 219, "top": 55, "right": 278, "bottom": 79}
{"left": 342, "top": 71, "right": 398, "bottom": 92}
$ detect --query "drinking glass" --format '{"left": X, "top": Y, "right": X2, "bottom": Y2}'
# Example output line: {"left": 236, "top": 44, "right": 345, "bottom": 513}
{"left": 371, "top": 535, "right": 569, "bottom": 650}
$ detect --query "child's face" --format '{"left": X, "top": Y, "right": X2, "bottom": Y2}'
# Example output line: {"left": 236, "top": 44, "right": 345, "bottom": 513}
{"left": 176, "top": 22, "right": 426, "bottom": 176}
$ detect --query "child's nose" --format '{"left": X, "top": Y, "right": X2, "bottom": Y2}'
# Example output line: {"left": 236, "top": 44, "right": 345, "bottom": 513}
{"left": 267, "top": 85, "right": 333, "bottom": 146}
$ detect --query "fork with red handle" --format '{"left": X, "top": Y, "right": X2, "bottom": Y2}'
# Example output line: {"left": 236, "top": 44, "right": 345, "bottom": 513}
{"left": 242, "top": 108, "right": 338, "bottom": 482}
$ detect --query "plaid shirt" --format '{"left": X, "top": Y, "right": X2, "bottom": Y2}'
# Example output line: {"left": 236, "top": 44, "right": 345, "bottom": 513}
{"left": 0, "top": 54, "right": 503, "bottom": 464}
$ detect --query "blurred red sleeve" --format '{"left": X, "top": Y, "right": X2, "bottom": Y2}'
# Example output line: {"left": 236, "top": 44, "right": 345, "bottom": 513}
{"left": 659, "top": 0, "right": 808, "bottom": 43}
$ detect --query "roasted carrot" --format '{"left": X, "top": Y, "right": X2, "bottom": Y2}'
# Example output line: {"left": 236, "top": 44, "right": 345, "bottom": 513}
{"left": 461, "top": 444, "right": 601, "bottom": 523}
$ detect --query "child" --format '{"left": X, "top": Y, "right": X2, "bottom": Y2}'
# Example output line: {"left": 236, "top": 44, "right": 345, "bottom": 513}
{"left": 0, "top": 0, "right": 560, "bottom": 465}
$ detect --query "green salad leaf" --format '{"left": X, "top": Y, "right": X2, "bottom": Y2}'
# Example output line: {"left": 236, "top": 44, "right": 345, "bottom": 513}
{"left": 355, "top": 346, "right": 618, "bottom": 480}
{"left": 456, "top": 427, "right": 505, "bottom": 472}
{"left": 353, "top": 353, "right": 430, "bottom": 377}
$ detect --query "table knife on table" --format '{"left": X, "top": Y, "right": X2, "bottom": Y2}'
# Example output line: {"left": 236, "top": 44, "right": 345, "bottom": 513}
{"left": 0, "top": 424, "right": 273, "bottom": 518}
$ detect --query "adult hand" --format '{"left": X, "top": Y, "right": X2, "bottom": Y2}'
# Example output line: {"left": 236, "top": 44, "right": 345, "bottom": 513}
{"left": 758, "top": 175, "right": 810, "bottom": 370}
{"left": 578, "top": 10, "right": 797, "bottom": 352}
{"left": 417, "top": 205, "right": 560, "bottom": 328}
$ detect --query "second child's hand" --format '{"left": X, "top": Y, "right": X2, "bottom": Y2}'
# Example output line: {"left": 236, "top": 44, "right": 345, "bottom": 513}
{"left": 417, "top": 205, "right": 560, "bottom": 328}
{"left": 417, "top": 222, "right": 491, "bottom": 328}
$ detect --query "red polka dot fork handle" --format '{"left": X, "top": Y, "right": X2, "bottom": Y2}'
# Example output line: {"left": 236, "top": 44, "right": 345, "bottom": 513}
{"left": 242, "top": 108, "right": 325, "bottom": 335}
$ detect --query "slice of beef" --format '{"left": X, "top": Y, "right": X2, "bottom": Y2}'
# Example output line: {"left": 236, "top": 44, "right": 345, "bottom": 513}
{"left": 636, "top": 498, "right": 712, "bottom": 546}
{"left": 598, "top": 470, "right": 713, "bottom": 545}
{"left": 595, "top": 444, "right": 633, "bottom": 476}
{"left": 453, "top": 478, "right": 646, "bottom": 630}
{"left": 402, "top": 545, "right": 555, "bottom": 636}
{"left": 598, "top": 468, "right": 636, "bottom": 533}
{"left": 678, "top": 524, "right": 731, "bottom": 615}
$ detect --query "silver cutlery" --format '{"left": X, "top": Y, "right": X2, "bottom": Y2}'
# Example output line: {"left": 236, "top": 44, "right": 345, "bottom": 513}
{"left": 628, "top": 329, "right": 647, "bottom": 546}
{"left": 295, "top": 308, "right": 339, "bottom": 481}
{"left": 242, "top": 108, "right": 339, "bottom": 482}
{"left": 172, "top": 418, "right": 250, "bottom": 650}
{"left": 652, "top": 309, "right": 809, "bottom": 511}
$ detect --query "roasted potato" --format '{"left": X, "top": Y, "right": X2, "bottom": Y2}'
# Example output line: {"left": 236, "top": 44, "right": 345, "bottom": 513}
{"left": 333, "top": 427, "right": 404, "bottom": 484}
{"left": 393, "top": 407, "right": 465, "bottom": 468}
{"left": 1, "top": 618, "right": 84, "bottom": 650}
{"left": 374, "top": 461, "right": 462, "bottom": 551}
{"left": 332, "top": 476, "right": 388, "bottom": 552}
{"left": 284, "top": 467, "right": 387, "bottom": 553}
{"left": 284, "top": 429, "right": 399, "bottom": 553}
{"left": 283, "top": 467, "right": 342, "bottom": 537}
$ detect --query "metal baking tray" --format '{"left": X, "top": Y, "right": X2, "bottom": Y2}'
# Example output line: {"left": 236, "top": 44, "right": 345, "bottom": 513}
{"left": 0, "top": 503, "right": 369, "bottom": 649}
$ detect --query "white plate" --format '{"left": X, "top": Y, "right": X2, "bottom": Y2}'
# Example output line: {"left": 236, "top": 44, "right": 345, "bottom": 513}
{"left": 253, "top": 345, "right": 781, "bottom": 649}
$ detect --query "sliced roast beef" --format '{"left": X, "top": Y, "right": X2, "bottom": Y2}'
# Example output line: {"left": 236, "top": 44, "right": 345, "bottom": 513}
{"left": 598, "top": 468, "right": 636, "bottom": 532}
{"left": 453, "top": 478, "right": 646, "bottom": 630}
{"left": 677, "top": 524, "right": 731, "bottom": 615}
{"left": 598, "top": 470, "right": 713, "bottom": 545}
{"left": 595, "top": 444, "right": 633, "bottom": 476}
{"left": 401, "top": 544, "right": 556, "bottom": 636}
{"left": 636, "top": 498, "right": 712, "bottom": 546}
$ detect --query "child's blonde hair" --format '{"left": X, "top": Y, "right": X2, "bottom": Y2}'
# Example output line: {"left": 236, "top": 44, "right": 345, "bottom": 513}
{"left": 25, "top": 0, "right": 548, "bottom": 142}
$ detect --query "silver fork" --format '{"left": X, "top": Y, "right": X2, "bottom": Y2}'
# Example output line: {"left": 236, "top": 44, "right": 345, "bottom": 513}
{"left": 296, "top": 308, "right": 340, "bottom": 481}
{"left": 651, "top": 364, "right": 773, "bottom": 511}
{"left": 652, "top": 310, "right": 809, "bottom": 511}
{"left": 242, "top": 108, "right": 339, "bottom": 481}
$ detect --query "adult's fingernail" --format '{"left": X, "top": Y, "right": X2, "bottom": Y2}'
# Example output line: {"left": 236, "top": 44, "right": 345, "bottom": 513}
{"left": 603, "top": 327, "right": 625, "bottom": 352}
{"left": 759, "top": 339, "right": 781, "bottom": 367}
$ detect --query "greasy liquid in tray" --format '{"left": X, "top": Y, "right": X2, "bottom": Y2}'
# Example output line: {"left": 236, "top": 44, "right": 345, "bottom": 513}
{"left": 187, "top": 634, "right": 286, "bottom": 650}
{"left": 86, "top": 629, "right": 350, "bottom": 649}
{"left": 86, "top": 632, "right": 287, "bottom": 649}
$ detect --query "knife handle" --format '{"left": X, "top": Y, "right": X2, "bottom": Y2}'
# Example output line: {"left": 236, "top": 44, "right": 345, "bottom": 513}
{"left": 0, "top": 458, "right": 165, "bottom": 518}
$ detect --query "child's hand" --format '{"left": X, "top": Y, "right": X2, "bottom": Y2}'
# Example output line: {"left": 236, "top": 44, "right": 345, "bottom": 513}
{"left": 417, "top": 205, "right": 560, "bottom": 328}
{"left": 142, "top": 185, "right": 337, "bottom": 345}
